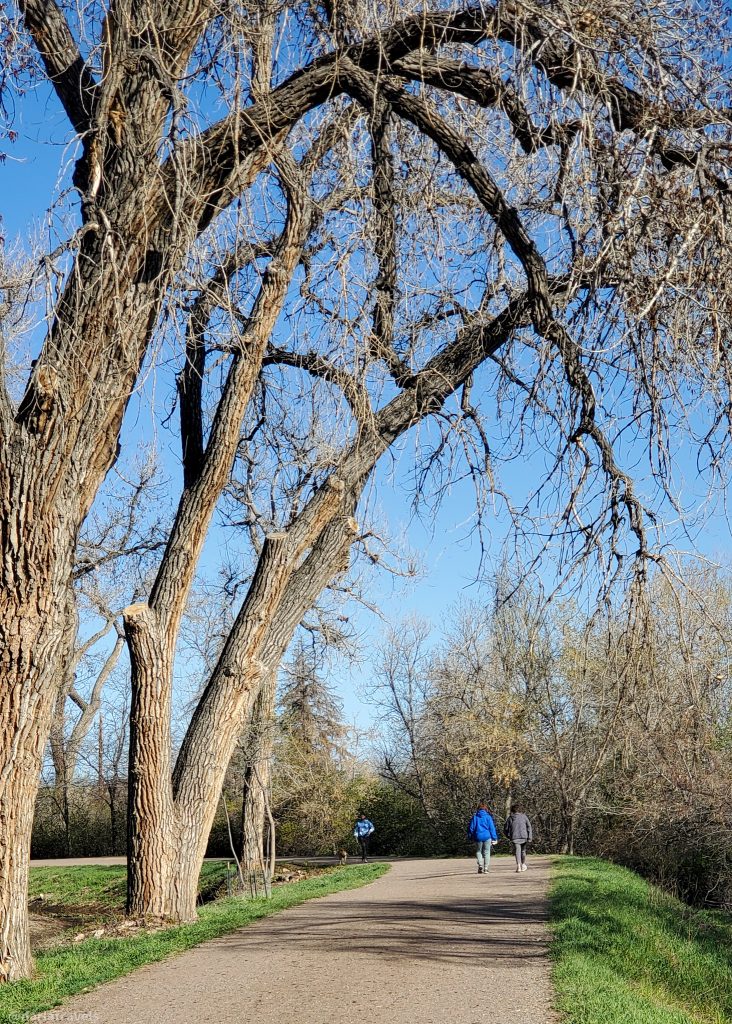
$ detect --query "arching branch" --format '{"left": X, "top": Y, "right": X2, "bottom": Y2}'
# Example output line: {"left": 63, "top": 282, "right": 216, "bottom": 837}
{"left": 19, "top": 0, "right": 97, "bottom": 134}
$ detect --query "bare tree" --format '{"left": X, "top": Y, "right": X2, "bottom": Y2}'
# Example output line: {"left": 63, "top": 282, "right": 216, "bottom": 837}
{"left": 605, "top": 570, "right": 732, "bottom": 835}
{"left": 3, "top": 0, "right": 732, "bottom": 977}
{"left": 371, "top": 606, "right": 529, "bottom": 842}
{"left": 502, "top": 598, "right": 638, "bottom": 854}
{"left": 49, "top": 459, "right": 163, "bottom": 853}
{"left": 98, "top": 698, "right": 130, "bottom": 856}
{"left": 48, "top": 626, "right": 124, "bottom": 855}
{"left": 370, "top": 618, "right": 437, "bottom": 825}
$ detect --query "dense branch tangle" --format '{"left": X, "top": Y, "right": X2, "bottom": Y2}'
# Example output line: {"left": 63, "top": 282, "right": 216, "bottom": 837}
{"left": 2, "top": 0, "right": 732, "bottom": 979}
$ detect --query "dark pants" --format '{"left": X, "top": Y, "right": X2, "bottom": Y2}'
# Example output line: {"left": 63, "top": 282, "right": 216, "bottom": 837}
{"left": 358, "top": 835, "right": 371, "bottom": 861}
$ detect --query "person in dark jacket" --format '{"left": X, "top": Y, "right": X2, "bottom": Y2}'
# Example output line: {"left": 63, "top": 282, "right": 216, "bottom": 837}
{"left": 353, "top": 812, "right": 375, "bottom": 862}
{"left": 504, "top": 804, "right": 533, "bottom": 872}
{"left": 467, "top": 802, "right": 498, "bottom": 873}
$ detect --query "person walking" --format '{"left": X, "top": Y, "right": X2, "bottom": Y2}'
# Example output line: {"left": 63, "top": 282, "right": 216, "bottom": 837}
{"left": 353, "top": 811, "right": 375, "bottom": 862}
{"left": 467, "top": 801, "right": 498, "bottom": 874}
{"left": 504, "top": 804, "right": 533, "bottom": 872}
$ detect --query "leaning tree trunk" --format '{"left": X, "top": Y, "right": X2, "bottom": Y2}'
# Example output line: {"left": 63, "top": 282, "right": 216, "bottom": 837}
{"left": 125, "top": 483, "right": 360, "bottom": 921}
{"left": 240, "top": 671, "right": 277, "bottom": 878}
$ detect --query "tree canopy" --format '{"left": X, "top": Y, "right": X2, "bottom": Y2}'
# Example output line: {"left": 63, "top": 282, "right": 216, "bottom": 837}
{"left": 2, "top": 0, "right": 732, "bottom": 981}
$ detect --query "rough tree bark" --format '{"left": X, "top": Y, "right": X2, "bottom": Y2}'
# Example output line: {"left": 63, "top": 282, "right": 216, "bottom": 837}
{"left": 0, "top": 458, "right": 78, "bottom": 977}
{"left": 0, "top": 0, "right": 244, "bottom": 974}
{"left": 240, "top": 672, "right": 277, "bottom": 879}
{"left": 126, "top": 469, "right": 355, "bottom": 919}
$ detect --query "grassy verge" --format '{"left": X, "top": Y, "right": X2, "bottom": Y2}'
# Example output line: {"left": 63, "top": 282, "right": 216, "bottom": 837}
{"left": 5, "top": 862, "right": 388, "bottom": 1023}
{"left": 550, "top": 856, "right": 732, "bottom": 1024}
{"left": 28, "top": 861, "right": 229, "bottom": 911}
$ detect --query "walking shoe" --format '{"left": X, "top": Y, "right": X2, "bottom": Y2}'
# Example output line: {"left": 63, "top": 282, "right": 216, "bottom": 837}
{"left": 521, "top": 863, "right": 528, "bottom": 871}
{"left": 516, "top": 866, "right": 521, "bottom": 872}
{"left": 477, "top": 867, "right": 483, "bottom": 873}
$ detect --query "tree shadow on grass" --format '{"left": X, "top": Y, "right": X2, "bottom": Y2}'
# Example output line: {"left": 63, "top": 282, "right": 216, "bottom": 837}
{"left": 551, "top": 859, "right": 732, "bottom": 1019}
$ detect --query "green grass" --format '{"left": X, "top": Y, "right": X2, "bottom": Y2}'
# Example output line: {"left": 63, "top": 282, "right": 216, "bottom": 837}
{"left": 28, "top": 861, "right": 230, "bottom": 911}
{"left": 4, "top": 862, "right": 388, "bottom": 1023}
{"left": 550, "top": 857, "right": 732, "bottom": 1024}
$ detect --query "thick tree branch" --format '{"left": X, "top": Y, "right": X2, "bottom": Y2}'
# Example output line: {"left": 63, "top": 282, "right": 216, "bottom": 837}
{"left": 171, "top": 531, "right": 291, "bottom": 798}
{"left": 184, "top": 0, "right": 732, "bottom": 222}
{"left": 258, "top": 496, "right": 362, "bottom": 673}
{"left": 337, "top": 61, "right": 552, "bottom": 318}
{"left": 179, "top": 5, "right": 501, "bottom": 220}
{"left": 393, "top": 54, "right": 579, "bottom": 154}
{"left": 19, "top": 0, "right": 97, "bottom": 134}
{"left": 368, "top": 101, "right": 409, "bottom": 380}
{"left": 148, "top": 175, "right": 313, "bottom": 636}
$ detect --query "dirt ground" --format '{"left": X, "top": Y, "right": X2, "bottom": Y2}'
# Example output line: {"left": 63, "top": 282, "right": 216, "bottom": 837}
{"left": 29, "top": 913, "right": 73, "bottom": 949}
{"left": 32, "top": 855, "right": 558, "bottom": 1024}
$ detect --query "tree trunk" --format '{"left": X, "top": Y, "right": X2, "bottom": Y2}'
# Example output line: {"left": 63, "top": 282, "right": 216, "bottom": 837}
{"left": 124, "top": 604, "right": 183, "bottom": 919}
{"left": 0, "top": 551, "right": 74, "bottom": 978}
{"left": 0, "top": 713, "right": 56, "bottom": 979}
{"left": 240, "top": 764, "right": 267, "bottom": 875}
{"left": 559, "top": 799, "right": 577, "bottom": 855}
{"left": 108, "top": 780, "right": 119, "bottom": 855}
{"left": 60, "top": 778, "right": 72, "bottom": 857}
{"left": 0, "top": 738, "right": 46, "bottom": 979}
{"left": 240, "top": 671, "right": 277, "bottom": 877}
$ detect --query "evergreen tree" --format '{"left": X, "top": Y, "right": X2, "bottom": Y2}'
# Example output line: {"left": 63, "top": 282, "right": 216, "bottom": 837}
{"left": 278, "top": 641, "right": 348, "bottom": 764}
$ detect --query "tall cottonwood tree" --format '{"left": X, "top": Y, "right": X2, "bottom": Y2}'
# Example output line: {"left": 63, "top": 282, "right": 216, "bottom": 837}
{"left": 3, "top": 0, "right": 732, "bottom": 979}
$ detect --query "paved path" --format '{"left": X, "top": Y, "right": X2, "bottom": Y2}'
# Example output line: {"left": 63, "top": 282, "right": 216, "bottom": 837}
{"left": 33, "top": 856, "right": 557, "bottom": 1024}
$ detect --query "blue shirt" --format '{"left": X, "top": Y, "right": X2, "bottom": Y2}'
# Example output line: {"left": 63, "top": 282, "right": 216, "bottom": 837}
{"left": 354, "top": 818, "right": 374, "bottom": 838}
{"left": 468, "top": 809, "right": 498, "bottom": 842}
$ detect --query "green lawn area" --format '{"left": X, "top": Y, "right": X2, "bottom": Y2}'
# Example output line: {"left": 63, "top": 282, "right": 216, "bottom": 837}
{"left": 550, "top": 857, "right": 732, "bottom": 1024}
{"left": 4, "top": 861, "right": 388, "bottom": 1024}
{"left": 28, "top": 860, "right": 229, "bottom": 910}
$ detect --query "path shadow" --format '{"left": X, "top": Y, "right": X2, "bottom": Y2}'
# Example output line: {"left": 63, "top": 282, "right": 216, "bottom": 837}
{"left": 215, "top": 894, "right": 550, "bottom": 967}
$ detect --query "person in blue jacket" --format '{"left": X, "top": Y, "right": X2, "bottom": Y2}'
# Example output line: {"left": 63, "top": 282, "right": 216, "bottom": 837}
{"left": 468, "top": 801, "right": 498, "bottom": 873}
{"left": 353, "top": 812, "right": 375, "bottom": 862}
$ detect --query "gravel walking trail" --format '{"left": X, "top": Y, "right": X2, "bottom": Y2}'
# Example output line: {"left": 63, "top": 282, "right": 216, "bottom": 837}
{"left": 33, "top": 855, "right": 557, "bottom": 1024}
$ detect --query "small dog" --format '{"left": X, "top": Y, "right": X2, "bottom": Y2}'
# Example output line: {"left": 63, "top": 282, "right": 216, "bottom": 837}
{"left": 338, "top": 849, "right": 349, "bottom": 865}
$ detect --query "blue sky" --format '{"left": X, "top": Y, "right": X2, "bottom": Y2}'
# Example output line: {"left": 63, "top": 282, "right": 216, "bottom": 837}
{"left": 4, "top": 63, "right": 732, "bottom": 734}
